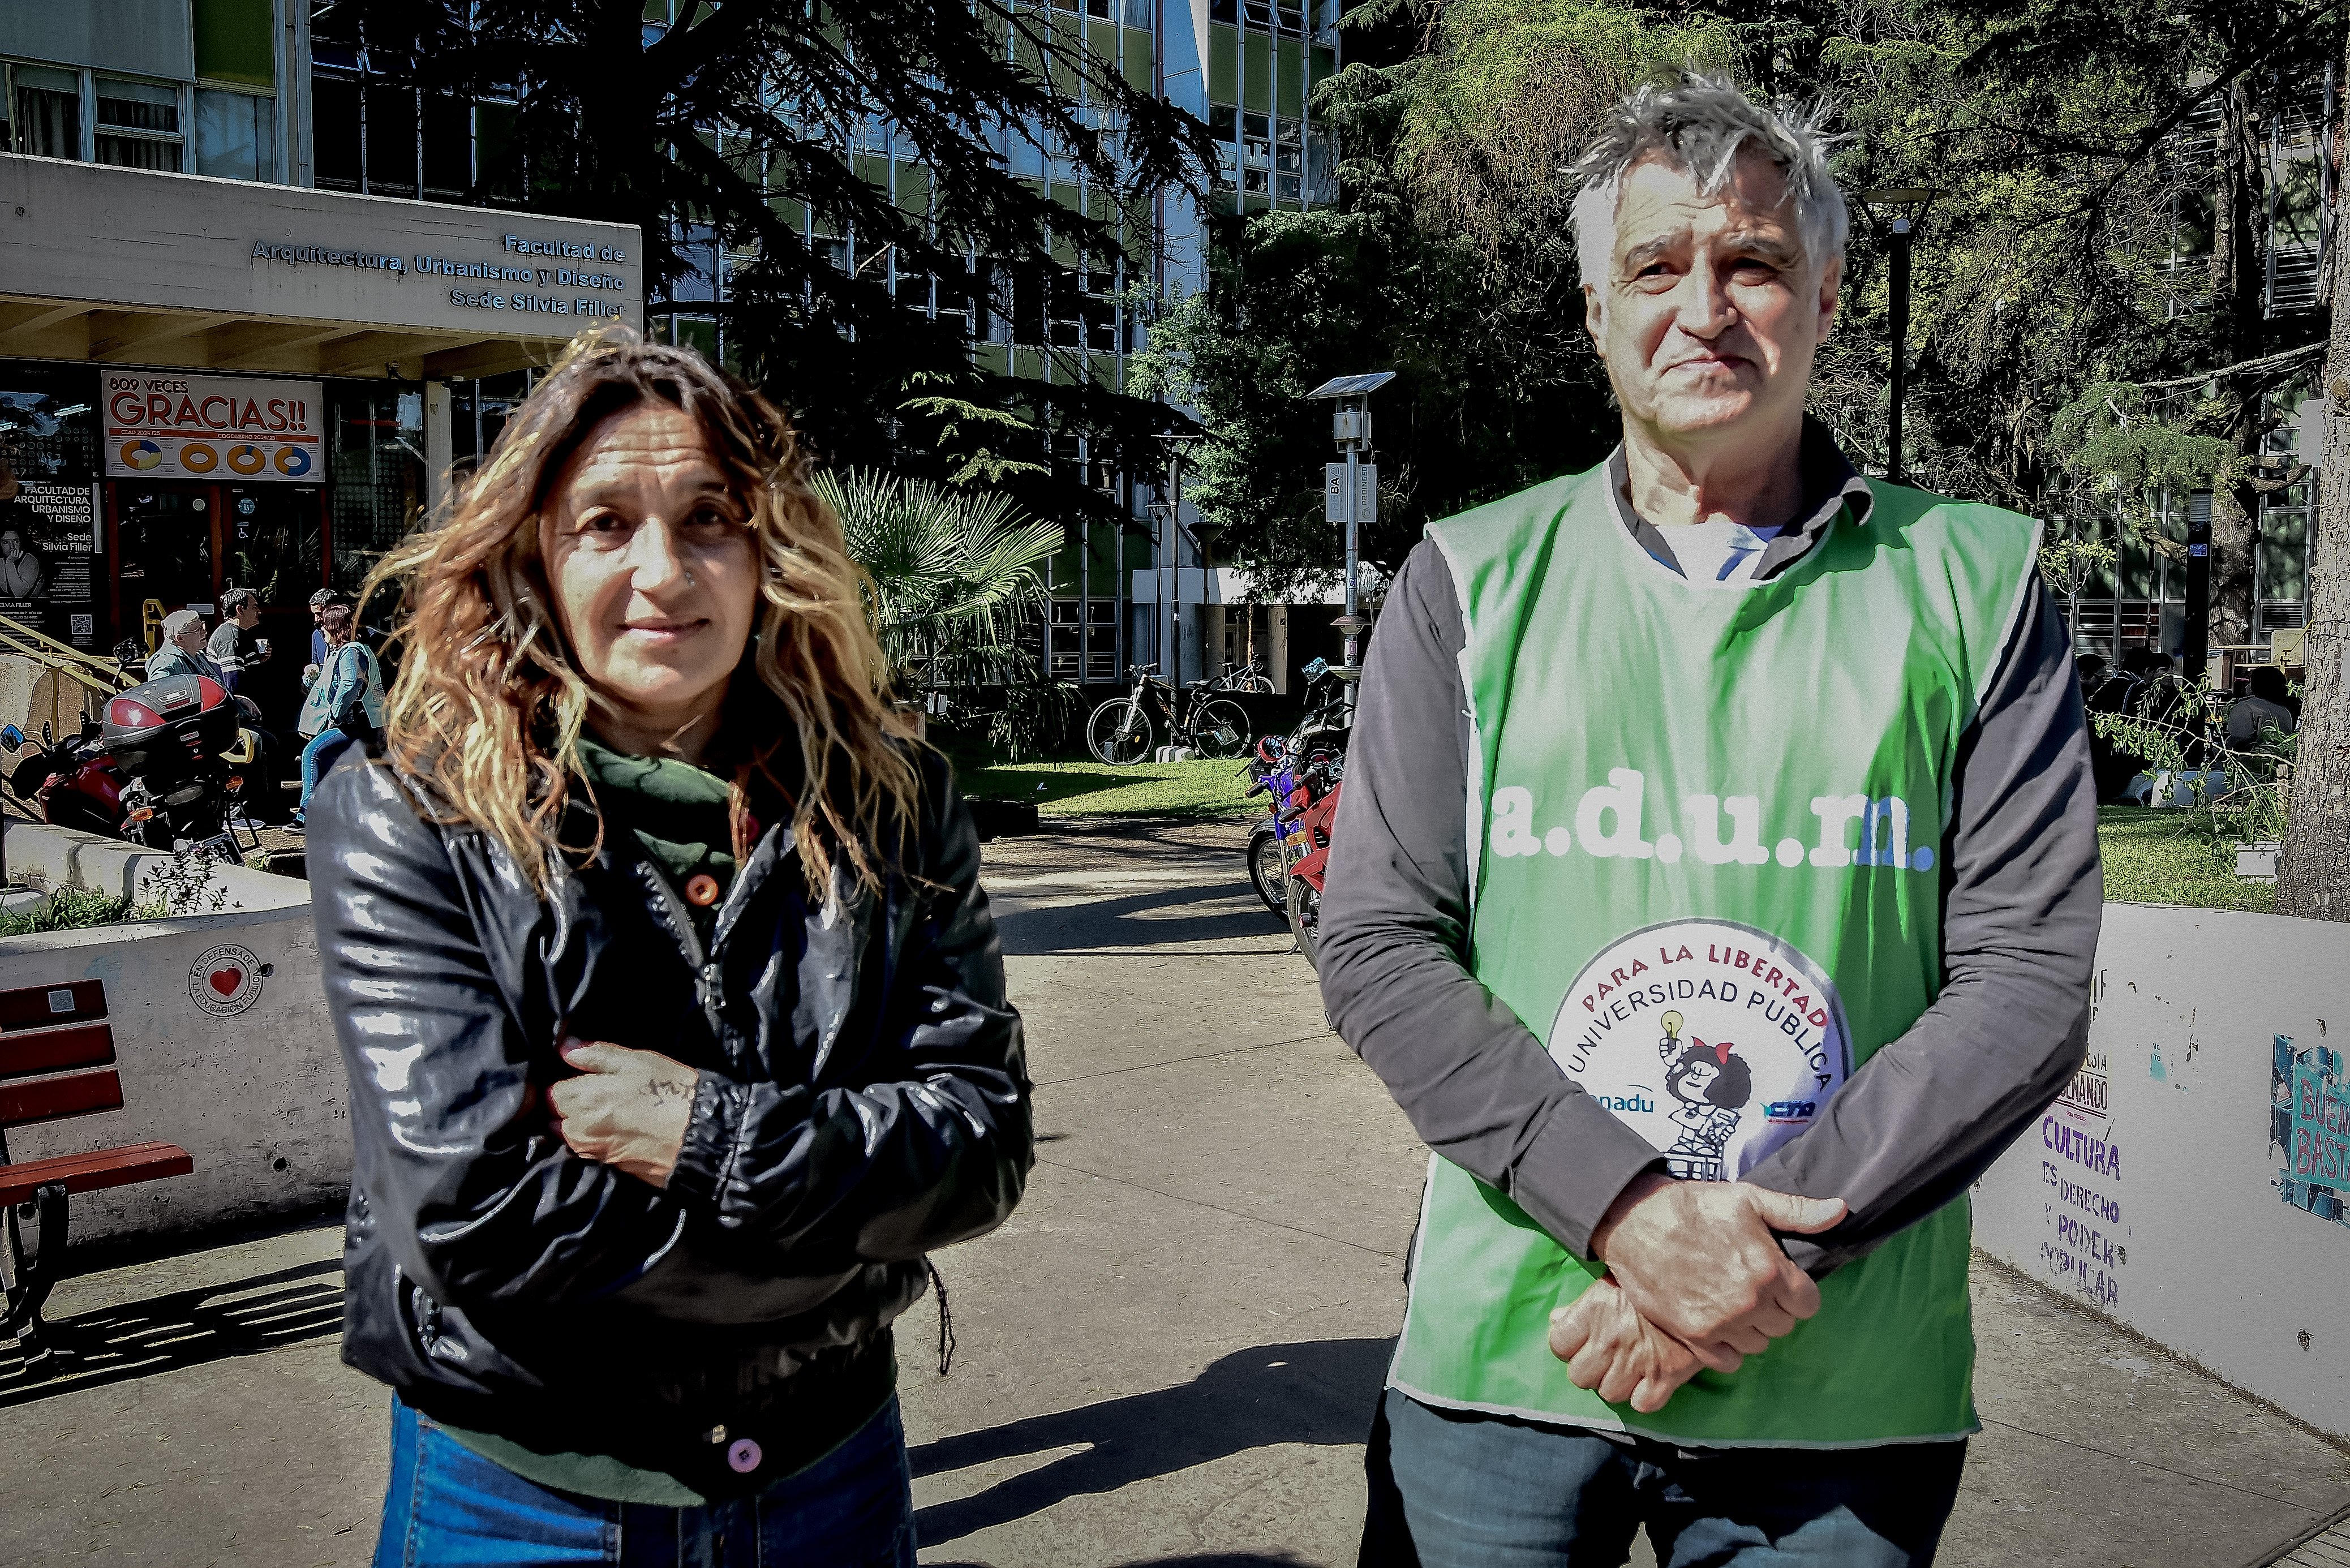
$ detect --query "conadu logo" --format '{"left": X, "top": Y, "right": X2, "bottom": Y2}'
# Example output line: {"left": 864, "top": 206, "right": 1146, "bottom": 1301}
{"left": 1548, "top": 918, "right": 1851, "bottom": 1182}
{"left": 1487, "top": 769, "right": 1937, "bottom": 874}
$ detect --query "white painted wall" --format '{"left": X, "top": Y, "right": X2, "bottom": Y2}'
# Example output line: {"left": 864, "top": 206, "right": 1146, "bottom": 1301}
{"left": 2, "top": 824, "right": 341, "bottom": 1245}
{"left": 1974, "top": 902, "right": 2350, "bottom": 1437}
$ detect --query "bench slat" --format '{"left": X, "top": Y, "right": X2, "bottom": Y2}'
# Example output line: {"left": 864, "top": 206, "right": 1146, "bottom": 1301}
{"left": 0, "top": 979, "right": 107, "bottom": 1032}
{"left": 0, "top": 1071, "right": 123, "bottom": 1129}
{"left": 0, "top": 1141, "right": 193, "bottom": 1208}
{"left": 0, "top": 1023, "right": 117, "bottom": 1082}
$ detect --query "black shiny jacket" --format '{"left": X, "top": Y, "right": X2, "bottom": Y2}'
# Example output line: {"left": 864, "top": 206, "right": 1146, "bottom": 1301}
{"left": 308, "top": 747, "right": 1030, "bottom": 1488}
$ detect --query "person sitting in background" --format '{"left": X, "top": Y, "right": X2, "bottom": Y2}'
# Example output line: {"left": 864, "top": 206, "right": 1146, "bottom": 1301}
{"left": 2227, "top": 665, "right": 2299, "bottom": 749}
{"left": 289, "top": 601, "right": 384, "bottom": 830}
{"left": 207, "top": 587, "right": 267, "bottom": 694}
{"left": 2078, "top": 652, "right": 2149, "bottom": 802}
{"left": 145, "top": 609, "right": 226, "bottom": 684}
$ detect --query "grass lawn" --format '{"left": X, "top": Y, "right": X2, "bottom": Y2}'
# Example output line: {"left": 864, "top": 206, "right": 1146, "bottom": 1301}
{"left": 2097, "top": 805, "right": 2274, "bottom": 913}
{"left": 959, "top": 754, "right": 1260, "bottom": 819}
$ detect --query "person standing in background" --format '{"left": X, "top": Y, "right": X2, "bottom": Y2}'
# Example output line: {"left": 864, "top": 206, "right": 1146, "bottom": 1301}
{"left": 289, "top": 601, "right": 382, "bottom": 830}
{"left": 208, "top": 587, "right": 266, "bottom": 694}
{"left": 304, "top": 586, "right": 342, "bottom": 682}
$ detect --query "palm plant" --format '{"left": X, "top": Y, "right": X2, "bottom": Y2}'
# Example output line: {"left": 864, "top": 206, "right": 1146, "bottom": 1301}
{"left": 814, "top": 468, "right": 1064, "bottom": 695}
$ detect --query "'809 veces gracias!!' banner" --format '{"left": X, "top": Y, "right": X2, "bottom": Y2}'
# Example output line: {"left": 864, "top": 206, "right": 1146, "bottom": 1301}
{"left": 101, "top": 372, "right": 325, "bottom": 483}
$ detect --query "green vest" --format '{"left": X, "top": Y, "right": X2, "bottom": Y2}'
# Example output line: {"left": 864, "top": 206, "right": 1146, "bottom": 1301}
{"left": 1389, "top": 462, "right": 2042, "bottom": 1447}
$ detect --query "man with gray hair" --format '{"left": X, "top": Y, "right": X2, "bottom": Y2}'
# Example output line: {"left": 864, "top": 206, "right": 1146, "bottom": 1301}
{"left": 1319, "top": 71, "right": 2099, "bottom": 1563}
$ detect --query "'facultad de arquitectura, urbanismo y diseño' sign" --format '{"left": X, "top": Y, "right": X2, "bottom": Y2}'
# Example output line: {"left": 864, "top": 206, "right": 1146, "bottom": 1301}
{"left": 248, "top": 231, "right": 633, "bottom": 321}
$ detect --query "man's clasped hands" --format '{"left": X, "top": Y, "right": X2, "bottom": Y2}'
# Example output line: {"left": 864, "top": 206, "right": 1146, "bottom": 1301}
{"left": 1548, "top": 1172, "right": 1848, "bottom": 1413}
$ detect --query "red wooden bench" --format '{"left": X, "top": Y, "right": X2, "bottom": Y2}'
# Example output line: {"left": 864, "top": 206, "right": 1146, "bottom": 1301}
{"left": 1, "top": 978, "right": 192, "bottom": 1358}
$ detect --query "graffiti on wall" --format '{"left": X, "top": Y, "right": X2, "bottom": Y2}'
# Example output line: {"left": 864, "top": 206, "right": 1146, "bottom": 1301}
{"left": 2038, "top": 1045, "right": 2126, "bottom": 1308}
{"left": 2274, "top": 1034, "right": 2349, "bottom": 1229}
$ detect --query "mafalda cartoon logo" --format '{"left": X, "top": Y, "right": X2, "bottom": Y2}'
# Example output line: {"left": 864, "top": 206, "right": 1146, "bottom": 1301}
{"left": 1658, "top": 1011, "right": 1750, "bottom": 1182}
{"left": 1548, "top": 918, "right": 1853, "bottom": 1179}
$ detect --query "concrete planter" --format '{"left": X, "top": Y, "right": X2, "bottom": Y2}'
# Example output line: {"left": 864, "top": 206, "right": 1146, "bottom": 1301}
{"left": 1, "top": 822, "right": 344, "bottom": 1248}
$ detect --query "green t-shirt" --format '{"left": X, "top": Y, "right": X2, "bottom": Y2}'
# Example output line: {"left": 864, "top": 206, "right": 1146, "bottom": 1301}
{"left": 437, "top": 737, "right": 744, "bottom": 1504}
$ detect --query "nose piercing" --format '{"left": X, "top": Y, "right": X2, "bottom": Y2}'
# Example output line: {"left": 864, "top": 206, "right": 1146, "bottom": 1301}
{"left": 685, "top": 569, "right": 697, "bottom": 586}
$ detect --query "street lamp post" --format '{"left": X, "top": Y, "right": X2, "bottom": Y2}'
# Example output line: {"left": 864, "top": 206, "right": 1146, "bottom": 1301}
{"left": 1306, "top": 372, "right": 1395, "bottom": 708}
{"left": 1162, "top": 449, "right": 1182, "bottom": 681}
{"left": 1155, "top": 438, "right": 1200, "bottom": 682}
{"left": 1858, "top": 188, "right": 1940, "bottom": 486}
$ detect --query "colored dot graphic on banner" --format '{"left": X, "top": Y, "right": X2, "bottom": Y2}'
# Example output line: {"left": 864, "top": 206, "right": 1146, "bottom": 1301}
{"left": 180, "top": 443, "right": 219, "bottom": 472}
{"left": 226, "top": 444, "right": 267, "bottom": 475}
{"left": 121, "top": 439, "right": 162, "bottom": 470}
{"left": 274, "top": 446, "right": 312, "bottom": 476}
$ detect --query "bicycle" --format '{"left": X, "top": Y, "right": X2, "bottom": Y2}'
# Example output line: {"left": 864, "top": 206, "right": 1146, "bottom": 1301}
{"left": 1084, "top": 664, "right": 1254, "bottom": 765}
{"left": 1210, "top": 656, "right": 1276, "bottom": 694}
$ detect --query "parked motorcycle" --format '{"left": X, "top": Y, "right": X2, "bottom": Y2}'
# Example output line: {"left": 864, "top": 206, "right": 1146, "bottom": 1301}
{"left": 1283, "top": 776, "right": 1341, "bottom": 972}
{"left": 102, "top": 672, "right": 251, "bottom": 856}
{"left": 2, "top": 673, "right": 258, "bottom": 861}
{"left": 1241, "top": 659, "right": 1351, "bottom": 968}
{"left": 3, "top": 718, "right": 123, "bottom": 836}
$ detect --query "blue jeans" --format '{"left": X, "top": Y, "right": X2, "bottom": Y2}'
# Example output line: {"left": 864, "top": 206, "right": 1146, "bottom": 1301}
{"left": 372, "top": 1397, "right": 916, "bottom": 1567}
{"left": 1362, "top": 1389, "right": 1965, "bottom": 1568}
{"left": 296, "top": 727, "right": 355, "bottom": 819}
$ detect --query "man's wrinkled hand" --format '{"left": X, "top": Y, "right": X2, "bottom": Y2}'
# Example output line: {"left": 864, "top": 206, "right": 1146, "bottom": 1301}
{"left": 1548, "top": 1278, "right": 1713, "bottom": 1414}
{"left": 548, "top": 1038, "right": 699, "bottom": 1188}
{"left": 1591, "top": 1174, "right": 1846, "bottom": 1355}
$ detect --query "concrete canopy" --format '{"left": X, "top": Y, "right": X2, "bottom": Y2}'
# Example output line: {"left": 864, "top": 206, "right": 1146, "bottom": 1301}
{"left": 0, "top": 153, "right": 642, "bottom": 381}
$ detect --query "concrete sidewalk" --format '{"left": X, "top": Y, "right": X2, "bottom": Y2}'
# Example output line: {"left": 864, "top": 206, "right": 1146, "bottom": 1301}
{"left": 3, "top": 817, "right": 2345, "bottom": 1566}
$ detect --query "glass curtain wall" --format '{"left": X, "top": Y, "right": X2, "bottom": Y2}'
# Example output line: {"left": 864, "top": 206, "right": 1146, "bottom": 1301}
{"left": 326, "top": 385, "right": 427, "bottom": 595}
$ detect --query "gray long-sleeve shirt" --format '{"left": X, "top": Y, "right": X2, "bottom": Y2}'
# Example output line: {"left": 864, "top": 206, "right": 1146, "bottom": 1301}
{"left": 1317, "top": 438, "right": 2102, "bottom": 1275}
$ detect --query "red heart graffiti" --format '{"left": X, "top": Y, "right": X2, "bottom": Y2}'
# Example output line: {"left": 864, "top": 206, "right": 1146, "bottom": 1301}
{"left": 208, "top": 967, "right": 243, "bottom": 997}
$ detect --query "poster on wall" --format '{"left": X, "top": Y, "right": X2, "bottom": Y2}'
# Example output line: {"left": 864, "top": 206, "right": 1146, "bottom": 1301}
{"left": 101, "top": 371, "right": 325, "bottom": 483}
{"left": 2273, "top": 1034, "right": 2348, "bottom": 1229}
{"left": 0, "top": 362, "right": 101, "bottom": 484}
{"left": 0, "top": 479, "right": 101, "bottom": 650}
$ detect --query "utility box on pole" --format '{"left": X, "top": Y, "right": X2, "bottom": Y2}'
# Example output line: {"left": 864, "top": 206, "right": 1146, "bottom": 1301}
{"left": 1306, "top": 372, "right": 1395, "bottom": 708}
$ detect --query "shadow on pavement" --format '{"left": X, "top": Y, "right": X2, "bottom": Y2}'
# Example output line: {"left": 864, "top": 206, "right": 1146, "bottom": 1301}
{"left": 911, "top": 1337, "right": 1390, "bottom": 1548}
{"left": 0, "top": 1257, "right": 342, "bottom": 1407}
{"left": 994, "top": 880, "right": 1288, "bottom": 956}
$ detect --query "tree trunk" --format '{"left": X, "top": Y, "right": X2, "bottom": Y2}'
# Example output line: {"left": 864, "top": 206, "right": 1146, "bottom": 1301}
{"left": 2278, "top": 44, "right": 2350, "bottom": 921}
{"left": 2210, "top": 81, "right": 2266, "bottom": 658}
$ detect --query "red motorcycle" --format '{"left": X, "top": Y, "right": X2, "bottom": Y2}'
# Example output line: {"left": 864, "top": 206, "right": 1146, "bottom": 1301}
{"left": 4, "top": 718, "right": 124, "bottom": 836}
{"left": 1282, "top": 774, "right": 1342, "bottom": 972}
{"left": 1241, "top": 660, "right": 1349, "bottom": 970}
{"left": 3, "top": 673, "right": 259, "bottom": 859}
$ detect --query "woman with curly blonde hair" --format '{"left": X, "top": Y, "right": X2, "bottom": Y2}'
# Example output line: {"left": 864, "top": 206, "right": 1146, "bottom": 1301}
{"left": 310, "top": 327, "right": 1030, "bottom": 1565}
